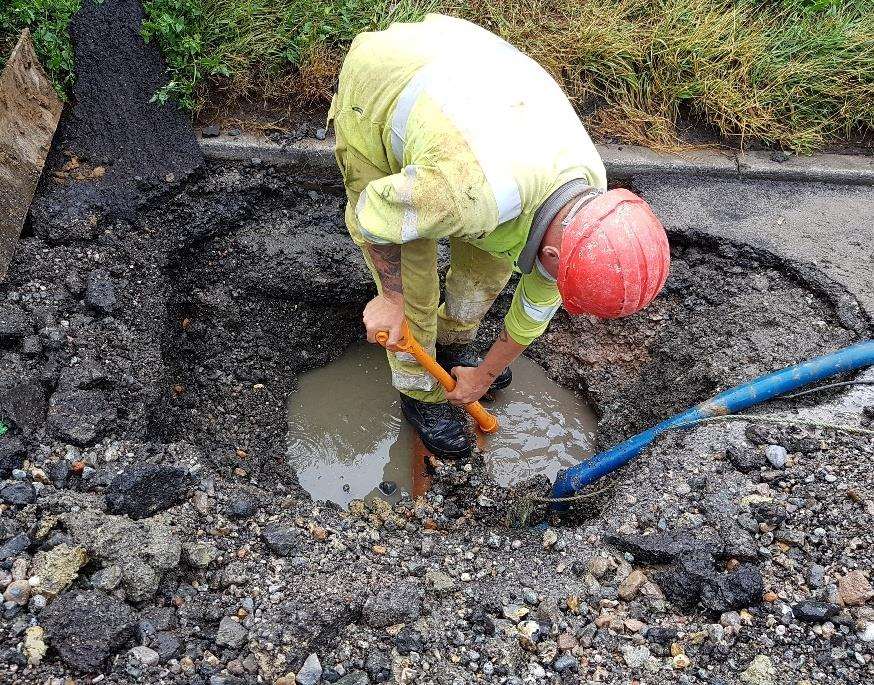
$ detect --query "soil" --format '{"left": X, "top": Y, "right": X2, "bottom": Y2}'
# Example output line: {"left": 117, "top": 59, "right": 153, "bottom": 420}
{"left": 1, "top": 154, "right": 873, "bottom": 684}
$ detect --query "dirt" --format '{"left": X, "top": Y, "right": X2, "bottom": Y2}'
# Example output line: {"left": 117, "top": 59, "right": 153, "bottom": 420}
{"left": 0, "top": 154, "right": 872, "bottom": 683}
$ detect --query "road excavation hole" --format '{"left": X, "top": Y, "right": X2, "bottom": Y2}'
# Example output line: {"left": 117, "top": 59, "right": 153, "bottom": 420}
{"left": 286, "top": 343, "right": 597, "bottom": 508}
{"left": 143, "top": 164, "right": 863, "bottom": 515}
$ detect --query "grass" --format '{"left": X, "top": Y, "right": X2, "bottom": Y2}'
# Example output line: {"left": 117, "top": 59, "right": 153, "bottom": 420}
{"left": 1, "top": 0, "right": 872, "bottom": 152}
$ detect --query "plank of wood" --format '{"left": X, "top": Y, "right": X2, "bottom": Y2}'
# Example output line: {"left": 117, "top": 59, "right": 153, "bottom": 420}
{"left": 0, "top": 29, "right": 62, "bottom": 280}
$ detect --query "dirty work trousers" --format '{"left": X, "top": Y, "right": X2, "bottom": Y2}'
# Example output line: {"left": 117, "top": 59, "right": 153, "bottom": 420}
{"left": 335, "top": 128, "right": 514, "bottom": 403}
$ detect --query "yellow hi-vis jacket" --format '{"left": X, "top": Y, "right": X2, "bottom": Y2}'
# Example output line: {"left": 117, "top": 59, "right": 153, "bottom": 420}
{"left": 330, "top": 14, "right": 607, "bottom": 345}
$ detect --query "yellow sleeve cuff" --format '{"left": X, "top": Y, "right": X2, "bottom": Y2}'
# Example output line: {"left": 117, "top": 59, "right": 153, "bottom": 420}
{"left": 504, "top": 271, "right": 561, "bottom": 346}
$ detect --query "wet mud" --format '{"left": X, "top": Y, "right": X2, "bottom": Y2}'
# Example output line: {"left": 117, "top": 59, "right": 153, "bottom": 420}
{"left": 287, "top": 344, "right": 596, "bottom": 507}
{"left": 1, "top": 158, "right": 872, "bottom": 683}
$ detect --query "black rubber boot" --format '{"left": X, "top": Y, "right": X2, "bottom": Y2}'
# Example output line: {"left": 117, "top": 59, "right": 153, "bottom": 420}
{"left": 436, "top": 344, "right": 513, "bottom": 392}
{"left": 399, "top": 394, "right": 472, "bottom": 459}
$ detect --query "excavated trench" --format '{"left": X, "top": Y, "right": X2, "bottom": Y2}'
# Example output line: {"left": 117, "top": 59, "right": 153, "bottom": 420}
{"left": 3, "top": 159, "right": 873, "bottom": 682}
{"left": 140, "top": 162, "right": 863, "bottom": 513}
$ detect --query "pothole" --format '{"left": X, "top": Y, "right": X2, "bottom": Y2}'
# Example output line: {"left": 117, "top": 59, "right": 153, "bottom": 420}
{"left": 286, "top": 343, "right": 597, "bottom": 508}
{"left": 142, "top": 163, "right": 862, "bottom": 506}
{"left": 4, "top": 160, "right": 872, "bottom": 681}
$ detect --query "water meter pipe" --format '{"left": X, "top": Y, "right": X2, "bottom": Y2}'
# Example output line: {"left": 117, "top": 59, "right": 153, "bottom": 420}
{"left": 551, "top": 339, "right": 874, "bottom": 506}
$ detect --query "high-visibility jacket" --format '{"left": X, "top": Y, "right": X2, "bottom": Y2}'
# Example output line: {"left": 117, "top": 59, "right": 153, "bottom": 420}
{"left": 330, "top": 14, "right": 607, "bottom": 345}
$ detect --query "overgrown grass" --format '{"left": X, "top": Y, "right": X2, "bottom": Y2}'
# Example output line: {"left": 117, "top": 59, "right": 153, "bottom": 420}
{"left": 1, "top": 0, "right": 872, "bottom": 151}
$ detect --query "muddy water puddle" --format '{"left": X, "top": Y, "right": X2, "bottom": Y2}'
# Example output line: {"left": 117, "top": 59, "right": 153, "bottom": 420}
{"left": 287, "top": 344, "right": 596, "bottom": 507}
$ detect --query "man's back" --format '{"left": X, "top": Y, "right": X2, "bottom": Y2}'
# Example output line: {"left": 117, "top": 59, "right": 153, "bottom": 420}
{"left": 333, "top": 14, "right": 606, "bottom": 258}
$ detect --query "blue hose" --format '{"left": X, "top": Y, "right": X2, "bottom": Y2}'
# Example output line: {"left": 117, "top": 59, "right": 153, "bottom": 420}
{"left": 551, "top": 339, "right": 874, "bottom": 505}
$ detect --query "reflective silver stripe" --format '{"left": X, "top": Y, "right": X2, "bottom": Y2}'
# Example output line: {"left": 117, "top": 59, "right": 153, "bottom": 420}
{"left": 391, "top": 368, "right": 437, "bottom": 392}
{"left": 478, "top": 145, "right": 522, "bottom": 225}
{"left": 400, "top": 165, "right": 419, "bottom": 243}
{"left": 521, "top": 291, "right": 560, "bottom": 323}
{"left": 390, "top": 66, "right": 433, "bottom": 165}
{"left": 535, "top": 257, "right": 557, "bottom": 283}
{"left": 432, "top": 87, "right": 522, "bottom": 225}
{"left": 355, "top": 191, "right": 391, "bottom": 244}
{"left": 390, "top": 61, "right": 522, "bottom": 226}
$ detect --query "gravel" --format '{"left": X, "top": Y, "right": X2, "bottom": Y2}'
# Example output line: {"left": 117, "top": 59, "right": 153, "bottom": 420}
{"left": 0, "top": 139, "right": 870, "bottom": 685}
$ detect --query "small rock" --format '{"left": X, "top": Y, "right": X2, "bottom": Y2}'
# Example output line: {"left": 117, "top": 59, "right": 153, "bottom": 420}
{"left": 542, "top": 528, "right": 558, "bottom": 549}
{"left": 216, "top": 616, "right": 247, "bottom": 648}
{"left": 0, "top": 481, "right": 36, "bottom": 505}
{"left": 502, "top": 604, "right": 529, "bottom": 622}
{"left": 727, "top": 447, "right": 765, "bottom": 473}
{"left": 792, "top": 600, "right": 840, "bottom": 623}
{"left": 838, "top": 570, "right": 873, "bottom": 606}
{"left": 183, "top": 542, "right": 219, "bottom": 569}
{"left": 378, "top": 480, "right": 397, "bottom": 496}
{"left": 227, "top": 492, "right": 259, "bottom": 519}
{"left": 622, "top": 645, "right": 651, "bottom": 669}
{"left": 0, "top": 533, "right": 30, "bottom": 560}
{"left": 91, "top": 565, "right": 123, "bottom": 591}
{"left": 588, "top": 555, "right": 609, "bottom": 578}
{"left": 0, "top": 437, "right": 27, "bottom": 478}
{"left": 85, "top": 268, "right": 117, "bottom": 314}
{"left": 129, "top": 645, "right": 160, "bottom": 667}
{"left": 315, "top": 128, "right": 327, "bottom": 140}
{"left": 424, "top": 569, "right": 455, "bottom": 594}
{"left": 263, "top": 522, "right": 300, "bottom": 557}
{"left": 553, "top": 653, "right": 578, "bottom": 673}
{"left": 152, "top": 632, "right": 182, "bottom": 661}
{"left": 770, "top": 150, "right": 791, "bottom": 163}
{"left": 807, "top": 564, "right": 826, "bottom": 588}
{"left": 672, "top": 654, "right": 691, "bottom": 669}
{"left": 202, "top": 124, "right": 221, "bottom": 137}
{"left": 647, "top": 625, "right": 679, "bottom": 645}
{"left": 106, "top": 464, "right": 194, "bottom": 519}
{"left": 31, "top": 544, "right": 88, "bottom": 597}
{"left": 557, "top": 633, "right": 577, "bottom": 651}
{"left": 740, "top": 654, "right": 776, "bottom": 685}
{"left": 625, "top": 618, "right": 647, "bottom": 632}
{"left": 517, "top": 620, "right": 541, "bottom": 650}
{"left": 47, "top": 389, "right": 117, "bottom": 446}
{"left": 297, "top": 652, "right": 323, "bottom": 685}
{"left": 4, "top": 579, "right": 31, "bottom": 605}
{"left": 764, "top": 445, "right": 787, "bottom": 468}
{"left": 363, "top": 581, "right": 422, "bottom": 628}
{"left": 24, "top": 626, "right": 47, "bottom": 665}
{"left": 618, "top": 569, "right": 646, "bottom": 600}
{"left": 42, "top": 590, "right": 136, "bottom": 671}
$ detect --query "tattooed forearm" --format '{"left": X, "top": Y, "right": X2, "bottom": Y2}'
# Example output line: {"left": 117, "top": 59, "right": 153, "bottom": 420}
{"left": 367, "top": 243, "right": 403, "bottom": 295}
{"left": 480, "top": 327, "right": 526, "bottom": 381}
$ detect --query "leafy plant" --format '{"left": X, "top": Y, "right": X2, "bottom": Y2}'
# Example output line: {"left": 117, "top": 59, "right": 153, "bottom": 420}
{"left": 0, "top": 0, "right": 84, "bottom": 95}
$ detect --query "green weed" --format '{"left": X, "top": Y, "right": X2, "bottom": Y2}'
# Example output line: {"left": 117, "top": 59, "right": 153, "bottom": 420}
{"left": 0, "top": 0, "right": 84, "bottom": 96}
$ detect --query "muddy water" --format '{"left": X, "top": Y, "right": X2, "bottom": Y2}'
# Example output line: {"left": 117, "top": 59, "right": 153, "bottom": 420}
{"left": 287, "top": 344, "right": 597, "bottom": 507}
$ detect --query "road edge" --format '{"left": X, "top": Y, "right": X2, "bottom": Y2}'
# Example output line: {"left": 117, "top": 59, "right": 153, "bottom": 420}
{"left": 199, "top": 133, "right": 874, "bottom": 186}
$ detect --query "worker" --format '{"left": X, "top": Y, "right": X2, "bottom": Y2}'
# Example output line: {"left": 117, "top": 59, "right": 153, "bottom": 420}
{"left": 330, "top": 14, "right": 670, "bottom": 459}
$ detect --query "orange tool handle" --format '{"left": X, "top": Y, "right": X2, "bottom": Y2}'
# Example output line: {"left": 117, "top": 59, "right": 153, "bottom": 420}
{"left": 376, "top": 322, "right": 499, "bottom": 434}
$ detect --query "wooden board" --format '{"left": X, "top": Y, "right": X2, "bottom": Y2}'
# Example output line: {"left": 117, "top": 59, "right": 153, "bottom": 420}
{"left": 0, "top": 29, "right": 62, "bottom": 280}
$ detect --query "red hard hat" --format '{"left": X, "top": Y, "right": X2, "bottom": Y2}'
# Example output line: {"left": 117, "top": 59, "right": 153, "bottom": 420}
{"left": 557, "top": 188, "right": 670, "bottom": 318}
